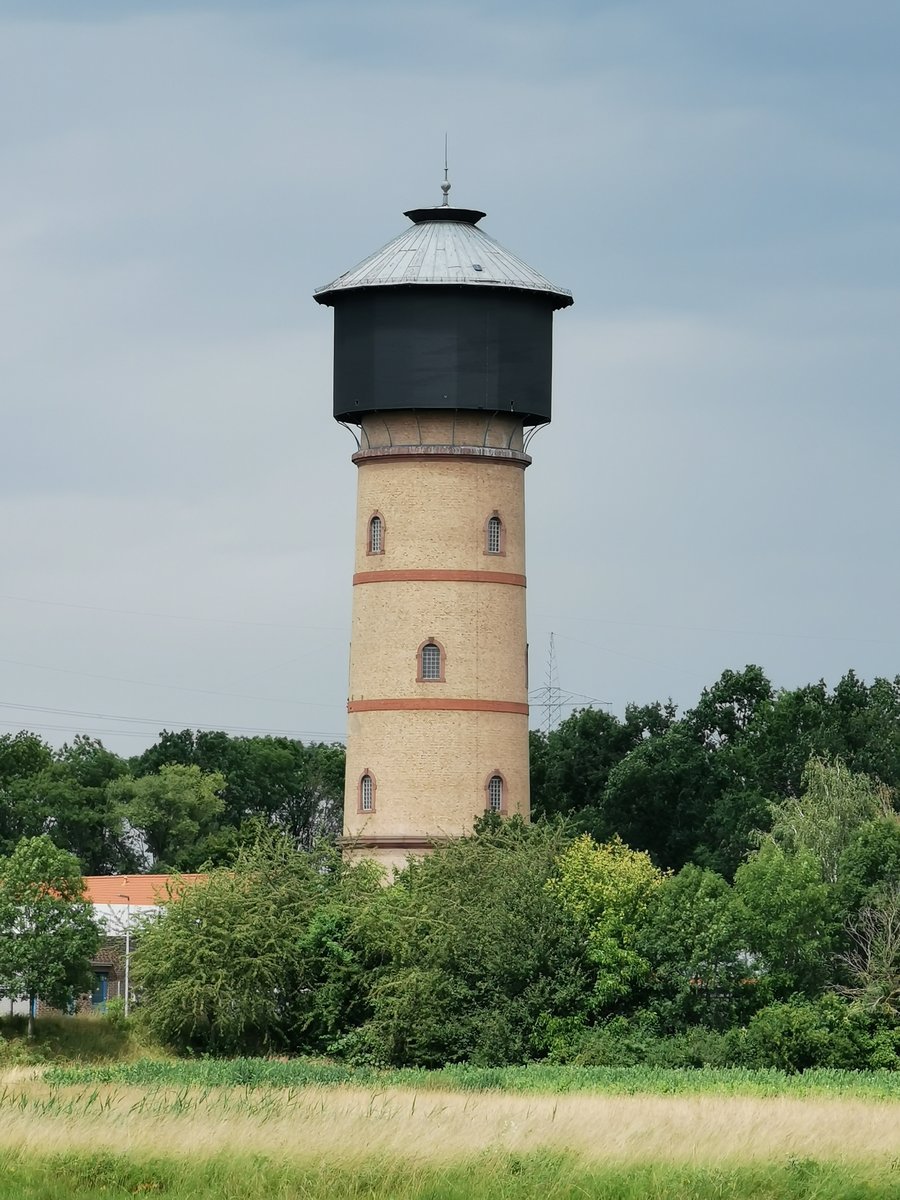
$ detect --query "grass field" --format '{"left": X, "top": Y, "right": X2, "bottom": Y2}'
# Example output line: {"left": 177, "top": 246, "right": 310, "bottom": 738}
{"left": 2, "top": 1063, "right": 899, "bottom": 1198}
{"left": 45, "top": 1054, "right": 900, "bottom": 1099}
{"left": 1, "top": 1150, "right": 898, "bottom": 1200}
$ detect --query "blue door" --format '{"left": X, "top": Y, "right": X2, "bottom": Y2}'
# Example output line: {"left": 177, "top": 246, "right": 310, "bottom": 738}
{"left": 91, "top": 972, "right": 109, "bottom": 1011}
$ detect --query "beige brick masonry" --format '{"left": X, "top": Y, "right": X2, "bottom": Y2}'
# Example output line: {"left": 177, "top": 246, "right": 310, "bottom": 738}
{"left": 343, "top": 411, "right": 531, "bottom": 871}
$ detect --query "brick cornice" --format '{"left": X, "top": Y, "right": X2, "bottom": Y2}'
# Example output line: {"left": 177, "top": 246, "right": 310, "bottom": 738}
{"left": 338, "top": 834, "right": 451, "bottom": 851}
{"left": 353, "top": 569, "right": 526, "bottom": 587}
{"left": 352, "top": 445, "right": 531, "bottom": 468}
{"left": 348, "top": 698, "right": 529, "bottom": 715}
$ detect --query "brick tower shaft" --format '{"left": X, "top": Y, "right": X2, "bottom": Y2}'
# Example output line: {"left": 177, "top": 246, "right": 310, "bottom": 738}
{"left": 344, "top": 410, "right": 530, "bottom": 872}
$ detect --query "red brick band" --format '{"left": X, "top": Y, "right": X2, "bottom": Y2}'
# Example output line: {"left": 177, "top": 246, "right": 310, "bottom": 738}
{"left": 347, "top": 698, "right": 529, "bottom": 715}
{"left": 353, "top": 569, "right": 526, "bottom": 587}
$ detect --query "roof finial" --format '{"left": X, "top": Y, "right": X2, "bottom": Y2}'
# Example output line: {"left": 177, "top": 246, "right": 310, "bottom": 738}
{"left": 441, "top": 132, "right": 451, "bottom": 205}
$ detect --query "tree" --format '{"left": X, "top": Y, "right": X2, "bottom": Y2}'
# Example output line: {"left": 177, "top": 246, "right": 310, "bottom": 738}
{"left": 532, "top": 669, "right": 900, "bottom": 882}
{"left": 837, "top": 886, "right": 900, "bottom": 1016}
{"left": 742, "top": 672, "right": 900, "bottom": 803}
{"left": 264, "top": 741, "right": 345, "bottom": 849}
{"left": 0, "top": 836, "right": 99, "bottom": 1036}
{"left": 345, "top": 818, "right": 591, "bottom": 1067}
{"left": 732, "top": 840, "right": 839, "bottom": 1000}
{"left": 694, "top": 779, "right": 772, "bottom": 879}
{"left": 768, "top": 757, "right": 891, "bottom": 884}
{"left": 0, "top": 732, "right": 52, "bottom": 784}
{"left": 687, "top": 665, "right": 773, "bottom": 749}
{"left": 0, "top": 732, "right": 53, "bottom": 856}
{"left": 600, "top": 728, "right": 722, "bottom": 871}
{"left": 635, "top": 864, "right": 746, "bottom": 1029}
{"left": 131, "top": 730, "right": 345, "bottom": 855}
{"left": 0, "top": 736, "right": 131, "bottom": 873}
{"left": 108, "top": 764, "right": 226, "bottom": 870}
{"left": 530, "top": 703, "right": 674, "bottom": 823}
{"left": 587, "top": 668, "right": 777, "bottom": 875}
{"left": 681, "top": 666, "right": 776, "bottom": 875}
{"left": 838, "top": 816, "right": 900, "bottom": 916}
{"left": 546, "top": 833, "right": 666, "bottom": 1008}
{"left": 133, "top": 833, "right": 380, "bottom": 1054}
{"left": 824, "top": 672, "right": 900, "bottom": 788}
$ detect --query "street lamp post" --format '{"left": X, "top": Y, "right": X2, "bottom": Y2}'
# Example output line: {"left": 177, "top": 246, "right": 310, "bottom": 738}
{"left": 118, "top": 894, "right": 131, "bottom": 1018}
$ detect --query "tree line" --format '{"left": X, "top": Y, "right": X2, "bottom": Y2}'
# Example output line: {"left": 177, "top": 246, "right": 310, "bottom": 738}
{"left": 0, "top": 730, "right": 344, "bottom": 873}
{"left": 531, "top": 665, "right": 900, "bottom": 878}
{"left": 0, "top": 664, "right": 898, "bottom": 1069}
{"left": 3, "top": 666, "right": 900, "bottom": 879}
{"left": 131, "top": 770, "right": 899, "bottom": 1069}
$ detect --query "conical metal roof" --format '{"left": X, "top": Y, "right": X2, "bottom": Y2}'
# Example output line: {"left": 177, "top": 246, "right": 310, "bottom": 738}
{"left": 314, "top": 203, "right": 573, "bottom": 310}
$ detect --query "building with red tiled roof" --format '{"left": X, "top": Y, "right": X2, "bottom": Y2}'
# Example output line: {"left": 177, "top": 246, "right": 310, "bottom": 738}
{"left": 83, "top": 874, "right": 205, "bottom": 908}
{"left": 6, "top": 874, "right": 206, "bottom": 1019}
{"left": 84, "top": 874, "right": 206, "bottom": 1011}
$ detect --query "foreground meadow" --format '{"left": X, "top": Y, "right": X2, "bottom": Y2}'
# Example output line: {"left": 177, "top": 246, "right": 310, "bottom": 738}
{"left": 2, "top": 1062, "right": 899, "bottom": 1198}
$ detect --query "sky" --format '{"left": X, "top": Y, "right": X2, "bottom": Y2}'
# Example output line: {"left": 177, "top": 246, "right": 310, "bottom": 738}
{"left": 1, "top": 0, "right": 899, "bottom": 756}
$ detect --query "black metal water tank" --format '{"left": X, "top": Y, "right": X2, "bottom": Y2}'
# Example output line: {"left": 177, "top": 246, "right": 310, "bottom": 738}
{"left": 315, "top": 201, "right": 572, "bottom": 427}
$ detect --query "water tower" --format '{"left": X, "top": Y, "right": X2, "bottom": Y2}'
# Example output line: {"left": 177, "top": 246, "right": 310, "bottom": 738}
{"left": 315, "top": 178, "right": 572, "bottom": 872}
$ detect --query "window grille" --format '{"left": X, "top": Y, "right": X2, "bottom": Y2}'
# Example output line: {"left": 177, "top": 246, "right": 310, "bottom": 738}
{"left": 486, "top": 515, "right": 502, "bottom": 554}
{"left": 360, "top": 774, "right": 374, "bottom": 812}
{"left": 421, "top": 642, "right": 442, "bottom": 680}
{"left": 488, "top": 775, "right": 503, "bottom": 812}
{"left": 369, "top": 515, "right": 383, "bottom": 554}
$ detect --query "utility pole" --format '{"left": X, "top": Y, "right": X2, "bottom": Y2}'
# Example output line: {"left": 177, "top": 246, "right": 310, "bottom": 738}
{"left": 118, "top": 893, "right": 131, "bottom": 1017}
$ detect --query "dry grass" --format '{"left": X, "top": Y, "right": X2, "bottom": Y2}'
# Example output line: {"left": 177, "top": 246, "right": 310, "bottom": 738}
{"left": 0, "top": 1067, "right": 41, "bottom": 1086}
{"left": 0, "top": 1078, "right": 897, "bottom": 1168}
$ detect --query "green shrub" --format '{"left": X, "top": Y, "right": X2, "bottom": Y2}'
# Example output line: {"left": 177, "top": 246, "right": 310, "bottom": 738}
{"left": 562, "top": 1017, "right": 743, "bottom": 1069}
{"left": 648, "top": 1027, "right": 741, "bottom": 1069}
{"left": 868, "top": 1025, "right": 900, "bottom": 1069}
{"left": 0, "top": 1032, "right": 30, "bottom": 1067}
{"left": 741, "top": 995, "right": 899, "bottom": 1072}
{"left": 102, "top": 997, "right": 130, "bottom": 1029}
{"left": 567, "top": 1016, "right": 659, "bottom": 1067}
{"left": 134, "top": 836, "right": 381, "bottom": 1056}
{"left": 345, "top": 820, "right": 592, "bottom": 1067}
{"left": 542, "top": 1004, "right": 898, "bottom": 1073}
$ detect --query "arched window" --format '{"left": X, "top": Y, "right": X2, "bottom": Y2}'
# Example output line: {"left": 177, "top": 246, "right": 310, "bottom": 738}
{"left": 368, "top": 513, "right": 384, "bottom": 555}
{"left": 486, "top": 514, "right": 502, "bottom": 555}
{"left": 419, "top": 640, "right": 444, "bottom": 682}
{"left": 359, "top": 772, "right": 375, "bottom": 813}
{"left": 487, "top": 774, "right": 504, "bottom": 813}
{"left": 484, "top": 512, "right": 504, "bottom": 555}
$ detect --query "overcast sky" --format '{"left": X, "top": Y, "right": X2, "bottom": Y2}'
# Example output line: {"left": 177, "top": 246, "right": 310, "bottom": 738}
{"left": 2, "top": 0, "right": 899, "bottom": 756}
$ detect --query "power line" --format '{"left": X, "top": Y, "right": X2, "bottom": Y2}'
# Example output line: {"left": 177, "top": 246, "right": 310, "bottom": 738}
{"left": 0, "top": 700, "right": 339, "bottom": 738}
{"left": 0, "top": 592, "right": 345, "bottom": 634}
{"left": 528, "top": 687, "right": 609, "bottom": 706}
{"left": 534, "top": 610, "right": 900, "bottom": 648}
{"left": 0, "top": 656, "right": 345, "bottom": 708}
{"left": 0, "top": 718, "right": 345, "bottom": 742}
{"left": 551, "top": 632, "right": 708, "bottom": 680}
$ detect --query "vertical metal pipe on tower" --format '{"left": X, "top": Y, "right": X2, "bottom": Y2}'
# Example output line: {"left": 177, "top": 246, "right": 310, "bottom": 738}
{"left": 315, "top": 179, "right": 573, "bottom": 873}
